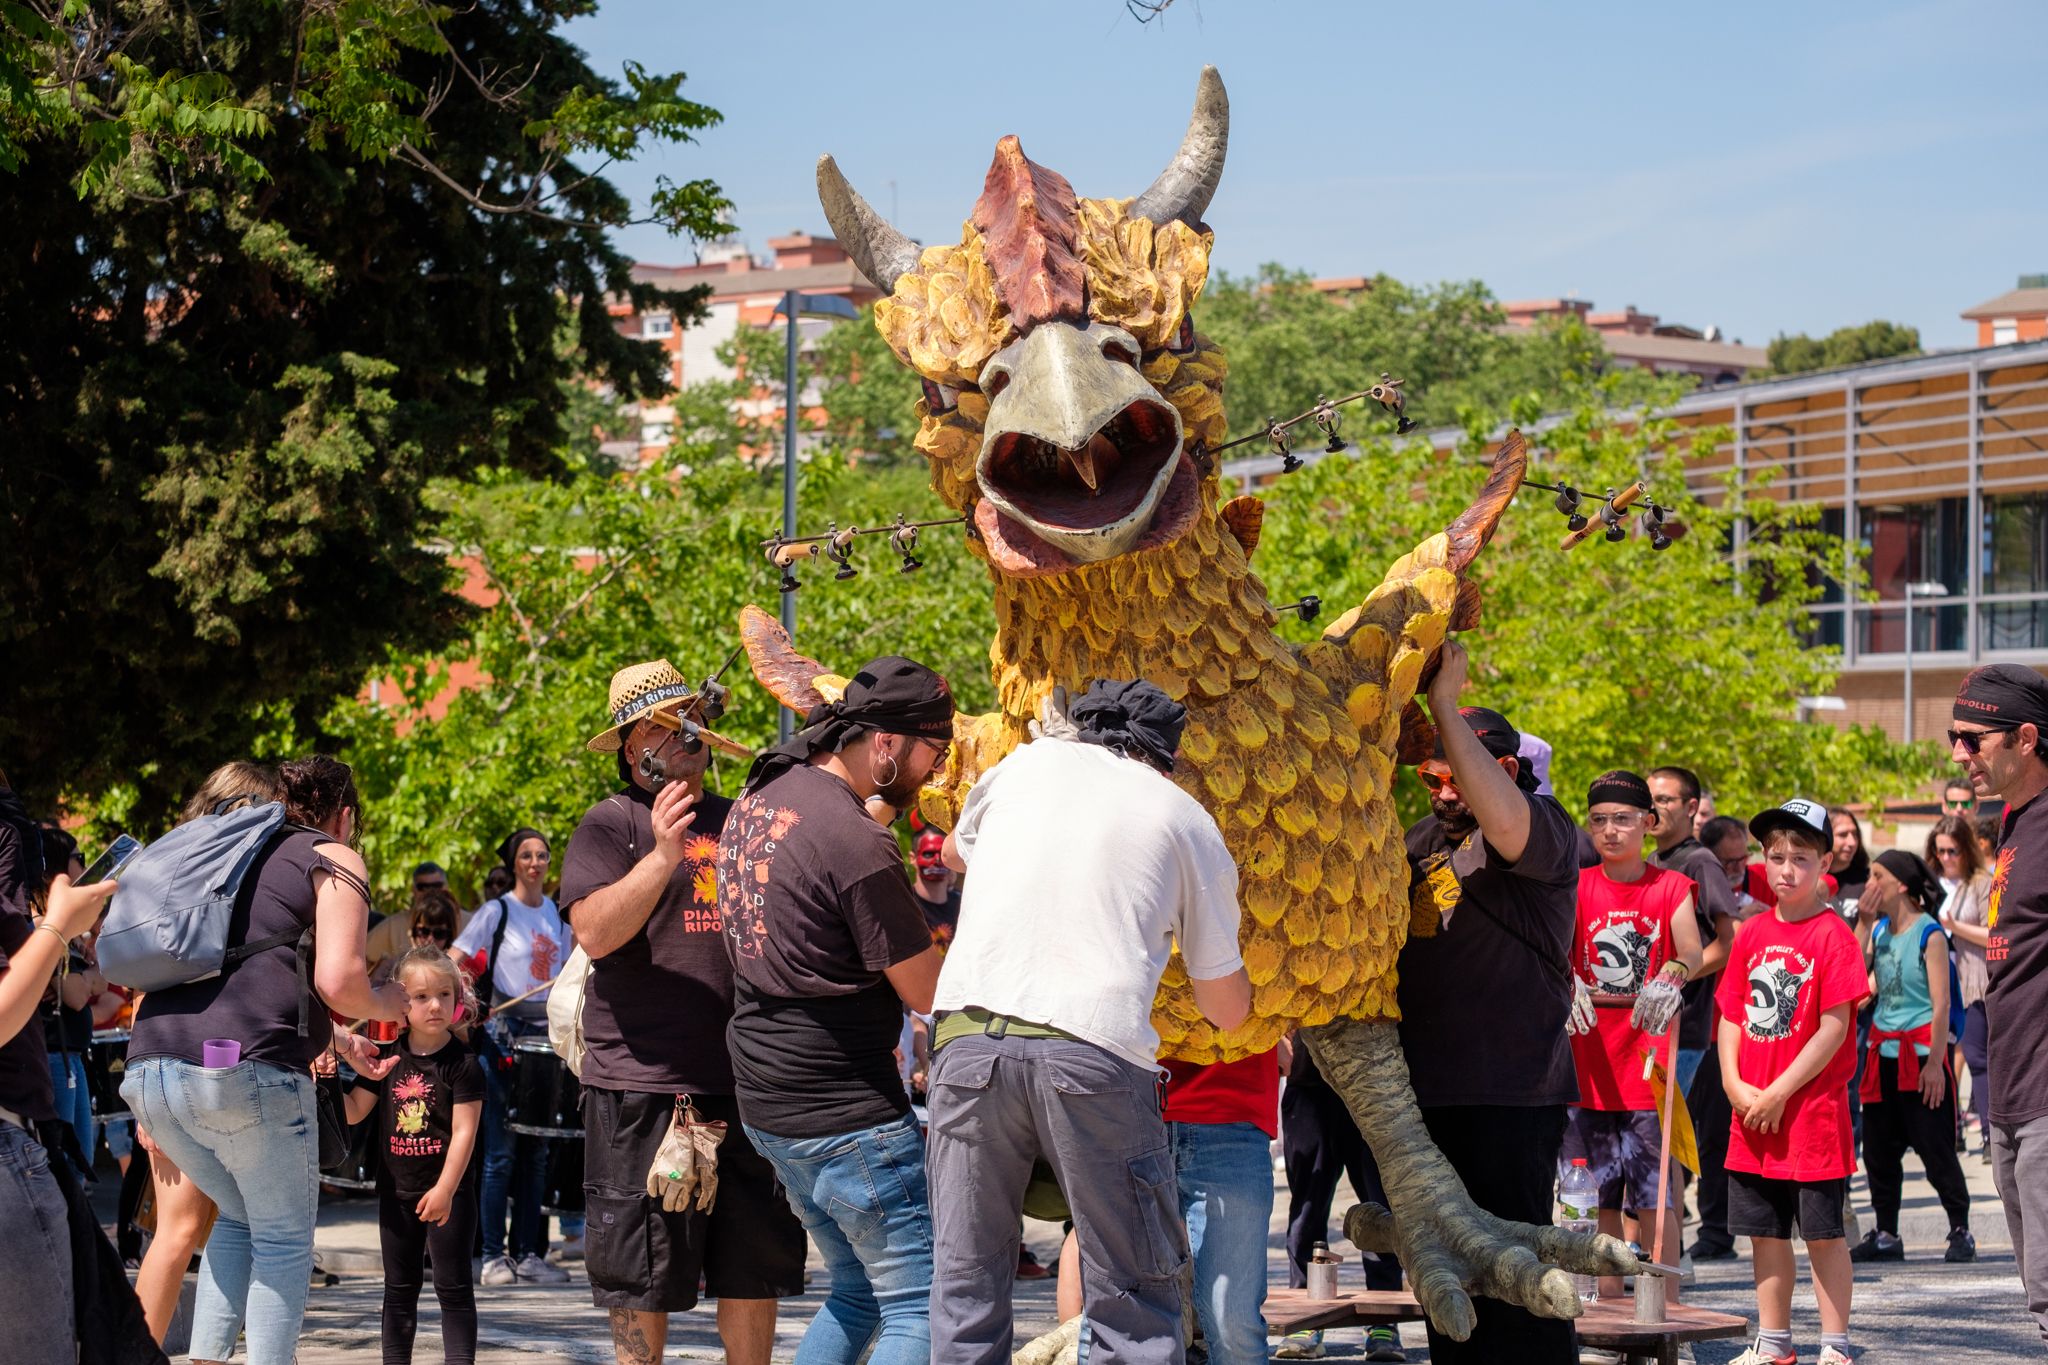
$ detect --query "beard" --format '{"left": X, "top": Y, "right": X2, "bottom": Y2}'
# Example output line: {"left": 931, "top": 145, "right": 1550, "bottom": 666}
{"left": 1432, "top": 796, "right": 1478, "bottom": 842}
{"left": 876, "top": 762, "right": 930, "bottom": 809}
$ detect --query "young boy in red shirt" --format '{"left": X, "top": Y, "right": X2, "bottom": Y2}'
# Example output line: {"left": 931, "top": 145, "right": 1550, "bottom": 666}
{"left": 1563, "top": 770, "right": 1704, "bottom": 1300}
{"left": 1716, "top": 799, "right": 1865, "bottom": 1365}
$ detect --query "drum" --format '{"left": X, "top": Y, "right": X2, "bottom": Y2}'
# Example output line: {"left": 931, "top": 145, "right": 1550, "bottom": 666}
{"left": 542, "top": 1136, "right": 585, "bottom": 1216}
{"left": 507, "top": 1036, "right": 582, "bottom": 1139}
{"left": 87, "top": 1028, "right": 132, "bottom": 1118}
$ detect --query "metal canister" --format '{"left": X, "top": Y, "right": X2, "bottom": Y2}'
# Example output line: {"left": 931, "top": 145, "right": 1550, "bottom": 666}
{"left": 1305, "top": 1242, "right": 1342, "bottom": 1300}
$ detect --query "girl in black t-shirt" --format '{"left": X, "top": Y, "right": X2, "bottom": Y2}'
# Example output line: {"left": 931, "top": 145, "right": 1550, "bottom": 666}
{"left": 345, "top": 947, "right": 486, "bottom": 1365}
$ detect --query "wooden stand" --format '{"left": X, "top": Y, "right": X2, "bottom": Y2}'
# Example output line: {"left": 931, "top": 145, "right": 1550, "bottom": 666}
{"left": 1263, "top": 1286, "right": 1749, "bottom": 1365}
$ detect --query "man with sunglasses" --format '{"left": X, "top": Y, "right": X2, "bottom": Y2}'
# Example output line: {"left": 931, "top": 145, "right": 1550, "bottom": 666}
{"left": 1949, "top": 663, "right": 2048, "bottom": 1346}
{"left": 1395, "top": 641, "right": 1585, "bottom": 1365}
{"left": 1942, "top": 778, "right": 1978, "bottom": 818}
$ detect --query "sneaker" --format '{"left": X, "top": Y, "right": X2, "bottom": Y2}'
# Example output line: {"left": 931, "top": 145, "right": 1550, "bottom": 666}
{"left": 1015, "top": 1248, "right": 1050, "bottom": 1280}
{"left": 548, "top": 1233, "right": 584, "bottom": 1265}
{"left": 1848, "top": 1230, "right": 1904, "bottom": 1262}
{"left": 1817, "top": 1348, "right": 1853, "bottom": 1365}
{"left": 1727, "top": 1350, "right": 1795, "bottom": 1365}
{"left": 1578, "top": 1349, "right": 1625, "bottom": 1365}
{"left": 1946, "top": 1227, "right": 1978, "bottom": 1263}
{"left": 1364, "top": 1325, "right": 1406, "bottom": 1361}
{"left": 514, "top": 1253, "right": 570, "bottom": 1284}
{"left": 1690, "top": 1240, "right": 1739, "bottom": 1262}
{"left": 1274, "top": 1330, "right": 1325, "bottom": 1360}
{"left": 479, "top": 1255, "right": 519, "bottom": 1286}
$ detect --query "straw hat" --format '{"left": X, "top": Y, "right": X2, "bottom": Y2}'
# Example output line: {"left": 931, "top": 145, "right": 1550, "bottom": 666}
{"left": 586, "top": 659, "right": 751, "bottom": 759}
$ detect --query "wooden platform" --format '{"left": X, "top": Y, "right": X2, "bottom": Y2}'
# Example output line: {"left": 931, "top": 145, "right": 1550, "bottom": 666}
{"left": 1263, "top": 1286, "right": 1750, "bottom": 1365}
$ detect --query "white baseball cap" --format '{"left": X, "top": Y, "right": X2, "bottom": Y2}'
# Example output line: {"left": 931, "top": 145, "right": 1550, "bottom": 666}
{"left": 1749, "top": 797, "right": 1828, "bottom": 842}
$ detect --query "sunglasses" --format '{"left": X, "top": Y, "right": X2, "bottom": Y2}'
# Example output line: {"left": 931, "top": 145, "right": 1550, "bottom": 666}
{"left": 1948, "top": 726, "right": 2016, "bottom": 754}
{"left": 1934, "top": 844, "right": 1962, "bottom": 858}
{"left": 413, "top": 880, "right": 446, "bottom": 893}
{"left": 412, "top": 926, "right": 451, "bottom": 943}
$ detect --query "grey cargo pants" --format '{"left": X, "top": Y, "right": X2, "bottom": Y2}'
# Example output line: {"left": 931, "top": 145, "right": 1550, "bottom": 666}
{"left": 926, "top": 1032, "right": 1188, "bottom": 1365}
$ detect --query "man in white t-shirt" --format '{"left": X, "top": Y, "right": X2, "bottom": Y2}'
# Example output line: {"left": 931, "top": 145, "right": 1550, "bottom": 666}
{"left": 926, "top": 680, "right": 1251, "bottom": 1365}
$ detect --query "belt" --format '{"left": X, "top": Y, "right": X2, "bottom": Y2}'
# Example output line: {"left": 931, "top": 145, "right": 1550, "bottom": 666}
{"left": 932, "top": 1008, "right": 1079, "bottom": 1052}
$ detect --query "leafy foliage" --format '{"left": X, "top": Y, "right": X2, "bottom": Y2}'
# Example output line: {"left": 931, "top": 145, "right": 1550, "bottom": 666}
{"left": 1, "top": 2, "right": 730, "bottom": 820}
{"left": 1764, "top": 320, "right": 1921, "bottom": 376}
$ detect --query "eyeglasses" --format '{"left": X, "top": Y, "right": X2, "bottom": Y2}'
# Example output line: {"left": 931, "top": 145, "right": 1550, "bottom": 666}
{"left": 1588, "top": 812, "right": 1647, "bottom": 830}
{"left": 1934, "top": 844, "right": 1962, "bottom": 859}
{"left": 1949, "top": 726, "right": 2016, "bottom": 754}
{"left": 918, "top": 737, "right": 952, "bottom": 766}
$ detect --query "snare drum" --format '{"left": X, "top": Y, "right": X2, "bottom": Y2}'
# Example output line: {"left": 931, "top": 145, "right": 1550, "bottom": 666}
{"left": 507, "top": 1036, "right": 582, "bottom": 1138}
{"left": 86, "top": 1029, "right": 132, "bottom": 1118}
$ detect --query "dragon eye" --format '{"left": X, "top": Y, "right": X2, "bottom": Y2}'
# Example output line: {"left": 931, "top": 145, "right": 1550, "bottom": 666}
{"left": 1101, "top": 339, "right": 1140, "bottom": 369}
{"left": 1168, "top": 311, "right": 1196, "bottom": 356}
{"left": 920, "top": 378, "right": 959, "bottom": 414}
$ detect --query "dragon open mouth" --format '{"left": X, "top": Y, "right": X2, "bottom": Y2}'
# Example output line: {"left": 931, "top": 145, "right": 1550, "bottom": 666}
{"left": 984, "top": 399, "right": 1181, "bottom": 532}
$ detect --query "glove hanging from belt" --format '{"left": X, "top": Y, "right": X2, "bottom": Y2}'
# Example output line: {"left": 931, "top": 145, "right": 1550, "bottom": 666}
{"left": 646, "top": 1096, "right": 726, "bottom": 1213}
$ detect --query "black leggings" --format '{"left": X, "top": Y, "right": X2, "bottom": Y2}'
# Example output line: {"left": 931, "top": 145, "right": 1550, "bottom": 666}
{"left": 379, "top": 1180, "right": 478, "bottom": 1365}
{"left": 1282, "top": 1049, "right": 1402, "bottom": 1291}
{"left": 1864, "top": 1053, "right": 1972, "bottom": 1237}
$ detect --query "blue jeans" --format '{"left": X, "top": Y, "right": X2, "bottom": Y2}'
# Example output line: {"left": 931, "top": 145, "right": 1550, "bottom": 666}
{"left": 48, "top": 1049, "right": 96, "bottom": 1168}
{"left": 478, "top": 1020, "right": 547, "bottom": 1260}
{"left": 745, "top": 1112, "right": 934, "bottom": 1365}
{"left": 1675, "top": 1046, "right": 1706, "bottom": 1098}
{"left": 122, "top": 1056, "right": 319, "bottom": 1365}
{"left": 1172, "top": 1122, "right": 1274, "bottom": 1365}
{"left": 0, "top": 1122, "right": 76, "bottom": 1361}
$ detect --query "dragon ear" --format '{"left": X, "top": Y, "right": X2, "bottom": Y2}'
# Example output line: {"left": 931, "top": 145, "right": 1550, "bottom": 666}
{"left": 739, "top": 604, "right": 837, "bottom": 716}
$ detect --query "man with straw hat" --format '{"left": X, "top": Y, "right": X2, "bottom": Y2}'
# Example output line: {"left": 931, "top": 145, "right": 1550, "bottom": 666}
{"left": 557, "top": 659, "right": 803, "bottom": 1365}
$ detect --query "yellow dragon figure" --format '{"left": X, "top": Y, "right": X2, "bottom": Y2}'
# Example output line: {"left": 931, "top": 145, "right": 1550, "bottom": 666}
{"left": 741, "top": 67, "right": 1632, "bottom": 1337}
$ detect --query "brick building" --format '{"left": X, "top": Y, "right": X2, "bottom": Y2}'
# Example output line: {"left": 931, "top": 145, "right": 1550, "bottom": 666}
{"left": 1962, "top": 274, "right": 2048, "bottom": 349}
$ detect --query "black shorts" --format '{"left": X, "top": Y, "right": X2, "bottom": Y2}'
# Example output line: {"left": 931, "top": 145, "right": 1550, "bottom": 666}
{"left": 1726, "top": 1169, "right": 1847, "bottom": 1242}
{"left": 582, "top": 1087, "right": 806, "bottom": 1312}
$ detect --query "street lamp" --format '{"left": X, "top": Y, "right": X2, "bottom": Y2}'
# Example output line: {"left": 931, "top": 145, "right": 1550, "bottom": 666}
{"left": 769, "top": 289, "right": 862, "bottom": 737}
{"left": 1902, "top": 579, "right": 1951, "bottom": 746}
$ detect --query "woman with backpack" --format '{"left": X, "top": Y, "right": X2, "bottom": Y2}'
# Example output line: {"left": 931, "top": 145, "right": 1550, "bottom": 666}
{"left": 451, "top": 826, "right": 569, "bottom": 1286}
{"left": 120, "top": 756, "right": 404, "bottom": 1365}
{"left": 1849, "top": 848, "right": 1976, "bottom": 1266}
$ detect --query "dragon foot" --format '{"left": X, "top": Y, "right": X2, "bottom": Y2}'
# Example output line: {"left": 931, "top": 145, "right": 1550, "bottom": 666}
{"left": 1301, "top": 1017, "right": 1638, "bottom": 1340}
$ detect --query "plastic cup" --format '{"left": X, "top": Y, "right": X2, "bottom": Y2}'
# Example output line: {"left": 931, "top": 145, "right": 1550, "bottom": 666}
{"left": 202, "top": 1039, "right": 241, "bottom": 1068}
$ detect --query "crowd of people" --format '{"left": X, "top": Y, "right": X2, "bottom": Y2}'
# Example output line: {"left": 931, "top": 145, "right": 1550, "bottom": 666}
{"left": 2, "top": 651, "right": 2046, "bottom": 1365}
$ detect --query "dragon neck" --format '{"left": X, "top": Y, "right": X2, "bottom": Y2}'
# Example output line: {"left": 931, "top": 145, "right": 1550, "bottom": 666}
{"left": 986, "top": 500, "right": 1279, "bottom": 719}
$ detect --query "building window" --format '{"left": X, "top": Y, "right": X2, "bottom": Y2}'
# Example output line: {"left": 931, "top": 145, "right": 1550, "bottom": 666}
{"left": 1853, "top": 497, "right": 1968, "bottom": 653}
{"left": 1993, "top": 320, "right": 2019, "bottom": 346}
{"left": 1982, "top": 491, "right": 2048, "bottom": 650}
{"left": 642, "top": 313, "right": 674, "bottom": 339}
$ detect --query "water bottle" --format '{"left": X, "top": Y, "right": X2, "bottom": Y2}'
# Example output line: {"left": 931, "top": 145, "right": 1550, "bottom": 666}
{"left": 1558, "top": 1157, "right": 1599, "bottom": 1304}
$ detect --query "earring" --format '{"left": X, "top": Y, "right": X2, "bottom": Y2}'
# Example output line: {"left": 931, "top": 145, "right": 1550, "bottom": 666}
{"left": 874, "top": 750, "right": 901, "bottom": 788}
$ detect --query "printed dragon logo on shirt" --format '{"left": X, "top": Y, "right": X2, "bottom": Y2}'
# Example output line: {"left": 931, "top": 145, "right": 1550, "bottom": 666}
{"left": 1744, "top": 951, "right": 1814, "bottom": 1042}
{"left": 1989, "top": 845, "right": 2013, "bottom": 929}
{"left": 530, "top": 928, "right": 559, "bottom": 982}
{"left": 1589, "top": 921, "right": 1655, "bottom": 996}
{"left": 392, "top": 1072, "right": 431, "bottom": 1137}
{"left": 683, "top": 834, "right": 722, "bottom": 931}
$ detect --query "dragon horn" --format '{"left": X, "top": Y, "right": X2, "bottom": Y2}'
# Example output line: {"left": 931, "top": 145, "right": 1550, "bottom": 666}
{"left": 816, "top": 155, "right": 923, "bottom": 294}
{"left": 1128, "top": 66, "right": 1229, "bottom": 229}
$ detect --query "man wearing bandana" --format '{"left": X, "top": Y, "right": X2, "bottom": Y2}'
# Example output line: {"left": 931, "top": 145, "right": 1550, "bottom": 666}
{"left": 1949, "top": 663, "right": 2048, "bottom": 1343}
{"left": 924, "top": 679, "right": 1252, "bottom": 1365}
{"left": 716, "top": 655, "right": 956, "bottom": 1365}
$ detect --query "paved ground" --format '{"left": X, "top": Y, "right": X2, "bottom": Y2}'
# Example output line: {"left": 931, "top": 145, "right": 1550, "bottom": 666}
{"left": 118, "top": 1134, "right": 2038, "bottom": 1361}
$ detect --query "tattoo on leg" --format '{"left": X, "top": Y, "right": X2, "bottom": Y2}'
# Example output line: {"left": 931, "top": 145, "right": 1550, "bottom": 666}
{"left": 610, "top": 1307, "right": 659, "bottom": 1365}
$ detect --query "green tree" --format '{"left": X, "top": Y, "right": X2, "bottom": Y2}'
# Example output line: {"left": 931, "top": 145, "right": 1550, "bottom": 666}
{"left": 1765, "top": 320, "right": 1921, "bottom": 376}
{"left": 1, "top": 2, "right": 730, "bottom": 818}
{"left": 1247, "top": 373, "right": 1940, "bottom": 824}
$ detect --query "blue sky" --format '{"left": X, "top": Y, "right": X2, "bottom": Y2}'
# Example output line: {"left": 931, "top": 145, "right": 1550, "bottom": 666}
{"left": 564, "top": 1, "right": 2046, "bottom": 350}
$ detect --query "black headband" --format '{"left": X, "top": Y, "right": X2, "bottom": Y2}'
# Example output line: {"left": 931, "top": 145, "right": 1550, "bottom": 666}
{"left": 745, "top": 655, "right": 955, "bottom": 794}
{"left": 498, "top": 827, "right": 547, "bottom": 872}
{"left": 1587, "top": 769, "right": 1653, "bottom": 812}
{"left": 1431, "top": 705, "right": 1540, "bottom": 792}
{"left": 1874, "top": 849, "right": 1945, "bottom": 916}
{"left": 1954, "top": 664, "right": 2048, "bottom": 730}
{"left": 1070, "top": 679, "right": 1187, "bottom": 771}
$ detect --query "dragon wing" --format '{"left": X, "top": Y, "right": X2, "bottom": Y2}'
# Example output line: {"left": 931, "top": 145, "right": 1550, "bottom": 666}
{"left": 1300, "top": 428, "right": 1527, "bottom": 766}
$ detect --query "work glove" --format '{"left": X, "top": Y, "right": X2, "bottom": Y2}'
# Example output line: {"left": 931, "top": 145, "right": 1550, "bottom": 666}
{"left": 1630, "top": 970, "right": 1685, "bottom": 1036}
{"left": 646, "top": 1099, "right": 727, "bottom": 1213}
{"left": 1566, "top": 976, "right": 1597, "bottom": 1036}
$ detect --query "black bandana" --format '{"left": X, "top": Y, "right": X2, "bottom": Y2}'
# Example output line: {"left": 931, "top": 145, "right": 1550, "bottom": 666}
{"left": 1433, "top": 705, "right": 1540, "bottom": 793}
{"left": 1874, "top": 849, "right": 1945, "bottom": 916}
{"left": 1070, "top": 679, "right": 1187, "bottom": 771}
{"left": 1587, "top": 769, "right": 1653, "bottom": 812}
{"left": 744, "top": 656, "right": 955, "bottom": 794}
{"left": 1954, "top": 664, "right": 2048, "bottom": 729}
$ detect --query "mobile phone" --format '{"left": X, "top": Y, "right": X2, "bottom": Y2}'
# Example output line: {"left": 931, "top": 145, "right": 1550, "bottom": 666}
{"left": 78, "top": 834, "right": 143, "bottom": 885}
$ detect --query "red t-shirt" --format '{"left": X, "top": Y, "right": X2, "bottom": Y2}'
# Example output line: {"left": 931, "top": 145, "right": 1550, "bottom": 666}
{"left": 1163, "top": 1049, "right": 1280, "bottom": 1139}
{"left": 1570, "top": 864, "right": 1694, "bottom": 1111}
{"left": 1713, "top": 906, "right": 1865, "bottom": 1181}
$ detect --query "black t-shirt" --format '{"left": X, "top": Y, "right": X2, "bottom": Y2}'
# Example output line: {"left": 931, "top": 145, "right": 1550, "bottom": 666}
{"left": 1986, "top": 791, "right": 2048, "bottom": 1125}
{"left": 1396, "top": 794, "right": 1581, "bottom": 1109}
{"left": 0, "top": 911, "right": 57, "bottom": 1121}
{"left": 130, "top": 831, "right": 334, "bottom": 1071}
{"left": 558, "top": 787, "right": 736, "bottom": 1095}
{"left": 719, "top": 764, "right": 933, "bottom": 1139}
{"left": 916, "top": 887, "right": 962, "bottom": 952}
{"left": 368, "top": 1034, "right": 485, "bottom": 1197}
{"left": 42, "top": 948, "right": 93, "bottom": 1054}
{"left": 1652, "top": 836, "right": 1736, "bottom": 1051}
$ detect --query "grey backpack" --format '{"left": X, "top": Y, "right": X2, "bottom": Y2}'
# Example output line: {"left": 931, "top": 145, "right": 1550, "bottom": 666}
{"left": 98, "top": 801, "right": 303, "bottom": 993}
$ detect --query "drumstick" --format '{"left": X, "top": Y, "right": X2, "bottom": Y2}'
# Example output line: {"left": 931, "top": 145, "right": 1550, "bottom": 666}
{"left": 482, "top": 973, "right": 561, "bottom": 1020}
{"left": 1652, "top": 1028, "right": 1679, "bottom": 1270}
